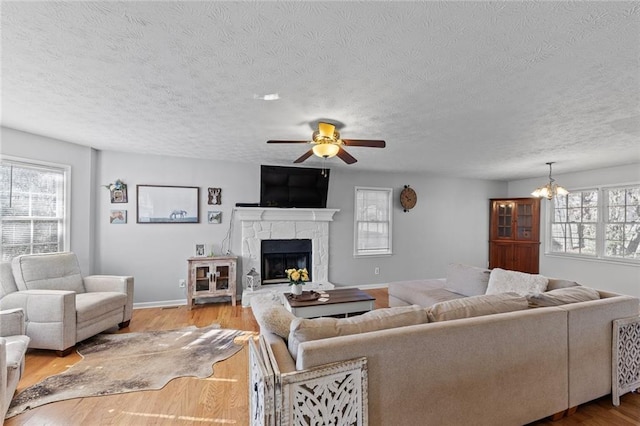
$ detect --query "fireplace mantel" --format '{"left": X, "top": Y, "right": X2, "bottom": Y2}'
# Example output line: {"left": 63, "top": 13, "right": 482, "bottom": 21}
{"left": 237, "top": 207, "right": 339, "bottom": 306}
{"left": 234, "top": 207, "right": 339, "bottom": 222}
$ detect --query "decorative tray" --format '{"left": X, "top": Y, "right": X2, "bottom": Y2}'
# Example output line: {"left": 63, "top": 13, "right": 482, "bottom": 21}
{"left": 286, "top": 290, "right": 321, "bottom": 302}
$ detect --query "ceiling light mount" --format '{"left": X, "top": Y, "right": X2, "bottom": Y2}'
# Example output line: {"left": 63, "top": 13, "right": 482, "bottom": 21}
{"left": 531, "top": 162, "right": 569, "bottom": 200}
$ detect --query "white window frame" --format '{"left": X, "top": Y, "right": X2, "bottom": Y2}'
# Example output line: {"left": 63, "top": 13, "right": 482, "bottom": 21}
{"left": 1, "top": 155, "right": 71, "bottom": 260}
{"left": 546, "top": 182, "right": 640, "bottom": 264}
{"left": 353, "top": 186, "right": 393, "bottom": 257}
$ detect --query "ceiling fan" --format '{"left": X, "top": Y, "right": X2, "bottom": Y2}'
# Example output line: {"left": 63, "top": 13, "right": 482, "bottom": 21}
{"left": 267, "top": 122, "right": 386, "bottom": 164}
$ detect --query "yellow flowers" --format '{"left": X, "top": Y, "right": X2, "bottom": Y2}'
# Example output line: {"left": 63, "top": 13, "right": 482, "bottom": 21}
{"left": 285, "top": 268, "right": 309, "bottom": 285}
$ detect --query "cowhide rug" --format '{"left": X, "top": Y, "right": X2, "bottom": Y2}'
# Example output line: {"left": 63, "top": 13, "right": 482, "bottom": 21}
{"left": 7, "top": 325, "right": 248, "bottom": 418}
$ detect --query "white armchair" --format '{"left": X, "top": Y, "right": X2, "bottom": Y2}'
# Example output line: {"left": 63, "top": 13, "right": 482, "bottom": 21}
{"left": 0, "top": 252, "right": 133, "bottom": 356}
{"left": 1, "top": 308, "right": 30, "bottom": 420}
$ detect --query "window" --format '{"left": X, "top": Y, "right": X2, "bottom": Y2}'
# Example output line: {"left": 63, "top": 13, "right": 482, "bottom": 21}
{"left": 605, "top": 186, "right": 640, "bottom": 259}
{"left": 354, "top": 187, "right": 392, "bottom": 256}
{"left": 0, "top": 157, "right": 69, "bottom": 261}
{"left": 549, "top": 184, "right": 640, "bottom": 262}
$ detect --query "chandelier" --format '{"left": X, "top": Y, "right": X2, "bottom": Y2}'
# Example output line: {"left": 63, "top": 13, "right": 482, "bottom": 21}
{"left": 531, "top": 162, "right": 569, "bottom": 200}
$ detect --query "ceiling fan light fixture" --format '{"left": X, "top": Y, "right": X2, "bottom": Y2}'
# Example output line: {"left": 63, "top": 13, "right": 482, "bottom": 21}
{"left": 318, "top": 122, "right": 336, "bottom": 138}
{"left": 531, "top": 162, "right": 569, "bottom": 200}
{"left": 312, "top": 143, "right": 340, "bottom": 158}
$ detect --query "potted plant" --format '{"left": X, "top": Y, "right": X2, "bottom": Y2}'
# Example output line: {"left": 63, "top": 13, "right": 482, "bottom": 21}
{"left": 286, "top": 267, "right": 309, "bottom": 296}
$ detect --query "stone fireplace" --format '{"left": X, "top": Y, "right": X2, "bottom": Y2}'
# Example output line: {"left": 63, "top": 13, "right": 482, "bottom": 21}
{"left": 235, "top": 207, "right": 339, "bottom": 306}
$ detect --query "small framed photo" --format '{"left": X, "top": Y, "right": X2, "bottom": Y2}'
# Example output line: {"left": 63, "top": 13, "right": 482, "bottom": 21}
{"left": 208, "top": 187, "right": 222, "bottom": 205}
{"left": 110, "top": 210, "right": 127, "bottom": 224}
{"left": 111, "top": 187, "right": 128, "bottom": 203}
{"left": 195, "top": 243, "right": 207, "bottom": 257}
{"left": 208, "top": 211, "right": 222, "bottom": 224}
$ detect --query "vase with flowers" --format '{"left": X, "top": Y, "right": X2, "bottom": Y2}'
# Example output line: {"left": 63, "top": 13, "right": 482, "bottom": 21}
{"left": 286, "top": 267, "right": 309, "bottom": 296}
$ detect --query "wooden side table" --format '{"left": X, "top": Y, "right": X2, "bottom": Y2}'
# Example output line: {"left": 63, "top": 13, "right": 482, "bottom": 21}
{"left": 187, "top": 256, "right": 237, "bottom": 309}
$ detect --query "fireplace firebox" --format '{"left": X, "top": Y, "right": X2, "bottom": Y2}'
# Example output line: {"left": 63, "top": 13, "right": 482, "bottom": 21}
{"left": 261, "top": 239, "right": 312, "bottom": 285}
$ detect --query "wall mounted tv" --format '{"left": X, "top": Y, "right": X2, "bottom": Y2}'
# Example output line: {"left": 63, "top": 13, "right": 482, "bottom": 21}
{"left": 260, "top": 165, "right": 329, "bottom": 208}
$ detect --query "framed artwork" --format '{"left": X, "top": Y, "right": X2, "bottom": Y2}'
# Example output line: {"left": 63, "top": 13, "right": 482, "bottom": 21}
{"left": 195, "top": 243, "right": 207, "bottom": 257}
{"left": 208, "top": 187, "right": 222, "bottom": 205}
{"left": 107, "top": 180, "right": 128, "bottom": 203}
{"left": 208, "top": 211, "right": 222, "bottom": 224}
{"left": 110, "top": 210, "right": 127, "bottom": 224}
{"left": 136, "top": 185, "right": 199, "bottom": 223}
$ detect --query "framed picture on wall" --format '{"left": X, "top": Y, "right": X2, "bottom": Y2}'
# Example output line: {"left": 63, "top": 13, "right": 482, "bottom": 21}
{"left": 208, "top": 211, "right": 222, "bottom": 224}
{"left": 110, "top": 210, "right": 127, "bottom": 224}
{"left": 136, "top": 185, "right": 199, "bottom": 223}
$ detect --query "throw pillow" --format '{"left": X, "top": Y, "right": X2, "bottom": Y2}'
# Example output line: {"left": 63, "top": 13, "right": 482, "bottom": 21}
{"left": 445, "top": 263, "right": 491, "bottom": 296}
{"left": 427, "top": 292, "right": 529, "bottom": 322}
{"left": 288, "top": 305, "right": 429, "bottom": 359}
{"left": 527, "top": 286, "right": 600, "bottom": 307}
{"left": 250, "top": 295, "right": 295, "bottom": 339}
{"left": 485, "top": 268, "right": 548, "bottom": 296}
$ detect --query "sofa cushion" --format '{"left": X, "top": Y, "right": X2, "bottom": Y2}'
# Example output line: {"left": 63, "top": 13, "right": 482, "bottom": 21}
{"left": 288, "top": 305, "right": 429, "bottom": 359}
{"left": 527, "top": 286, "right": 600, "bottom": 307}
{"left": 250, "top": 295, "right": 296, "bottom": 339}
{"left": 12, "top": 252, "right": 85, "bottom": 293}
{"left": 445, "top": 263, "right": 491, "bottom": 296}
{"left": 3, "top": 335, "right": 30, "bottom": 369}
{"left": 388, "top": 279, "right": 465, "bottom": 307}
{"left": 75, "top": 292, "right": 127, "bottom": 324}
{"left": 428, "top": 292, "right": 529, "bottom": 322}
{"left": 485, "top": 268, "right": 548, "bottom": 296}
{"left": 546, "top": 278, "right": 580, "bottom": 291}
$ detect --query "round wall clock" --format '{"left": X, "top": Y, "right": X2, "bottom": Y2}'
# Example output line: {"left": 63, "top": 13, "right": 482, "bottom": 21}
{"left": 400, "top": 185, "right": 417, "bottom": 212}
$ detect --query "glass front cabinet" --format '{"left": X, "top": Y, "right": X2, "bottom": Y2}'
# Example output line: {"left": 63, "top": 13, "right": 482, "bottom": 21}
{"left": 187, "top": 256, "right": 237, "bottom": 309}
{"left": 489, "top": 198, "right": 541, "bottom": 274}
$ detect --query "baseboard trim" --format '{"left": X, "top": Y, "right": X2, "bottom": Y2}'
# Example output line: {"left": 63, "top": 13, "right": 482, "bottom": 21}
{"left": 336, "top": 283, "right": 388, "bottom": 290}
{"left": 133, "top": 299, "right": 186, "bottom": 310}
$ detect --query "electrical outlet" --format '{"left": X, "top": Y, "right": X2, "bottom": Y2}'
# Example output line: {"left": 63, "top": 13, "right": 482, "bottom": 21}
{"left": 179, "top": 279, "right": 186, "bottom": 288}
{"left": 374, "top": 267, "right": 380, "bottom": 275}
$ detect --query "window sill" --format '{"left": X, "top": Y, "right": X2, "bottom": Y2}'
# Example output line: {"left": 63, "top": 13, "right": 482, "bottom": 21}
{"left": 544, "top": 253, "right": 640, "bottom": 267}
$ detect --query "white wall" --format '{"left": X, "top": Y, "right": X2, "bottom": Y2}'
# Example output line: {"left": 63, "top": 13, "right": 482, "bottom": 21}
{"left": 508, "top": 163, "right": 640, "bottom": 297}
{"left": 95, "top": 150, "right": 258, "bottom": 304}
{"left": 326, "top": 169, "right": 505, "bottom": 285}
{"left": 0, "top": 127, "right": 96, "bottom": 273}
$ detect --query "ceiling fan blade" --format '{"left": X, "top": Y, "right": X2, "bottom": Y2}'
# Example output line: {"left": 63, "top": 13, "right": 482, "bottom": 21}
{"left": 267, "top": 140, "right": 309, "bottom": 144}
{"left": 293, "top": 149, "right": 314, "bottom": 163}
{"left": 341, "top": 139, "right": 386, "bottom": 148}
{"left": 336, "top": 147, "right": 358, "bottom": 164}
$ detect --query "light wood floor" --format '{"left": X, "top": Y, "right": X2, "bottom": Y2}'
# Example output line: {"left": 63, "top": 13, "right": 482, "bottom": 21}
{"left": 6, "top": 288, "right": 640, "bottom": 425}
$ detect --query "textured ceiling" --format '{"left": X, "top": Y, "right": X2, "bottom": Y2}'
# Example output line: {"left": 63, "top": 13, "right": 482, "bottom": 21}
{"left": 1, "top": 1, "right": 639, "bottom": 180}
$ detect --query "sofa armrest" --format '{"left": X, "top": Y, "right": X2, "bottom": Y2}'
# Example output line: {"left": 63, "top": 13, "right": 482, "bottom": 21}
{"left": 0, "top": 308, "right": 25, "bottom": 337}
{"left": 83, "top": 275, "right": 133, "bottom": 293}
{"left": 0, "top": 290, "right": 75, "bottom": 322}
{"left": 84, "top": 276, "right": 134, "bottom": 322}
{"left": 262, "top": 331, "right": 296, "bottom": 374}
{"left": 0, "top": 290, "right": 76, "bottom": 351}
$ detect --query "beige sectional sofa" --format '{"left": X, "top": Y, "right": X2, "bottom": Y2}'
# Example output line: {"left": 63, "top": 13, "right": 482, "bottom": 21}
{"left": 249, "top": 264, "right": 639, "bottom": 426}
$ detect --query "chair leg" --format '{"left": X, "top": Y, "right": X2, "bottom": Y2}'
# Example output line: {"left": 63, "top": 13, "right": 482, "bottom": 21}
{"left": 56, "top": 346, "right": 75, "bottom": 357}
{"left": 118, "top": 320, "right": 130, "bottom": 329}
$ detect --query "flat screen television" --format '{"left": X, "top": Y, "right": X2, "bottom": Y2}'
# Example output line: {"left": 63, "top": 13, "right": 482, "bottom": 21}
{"left": 260, "top": 165, "right": 329, "bottom": 208}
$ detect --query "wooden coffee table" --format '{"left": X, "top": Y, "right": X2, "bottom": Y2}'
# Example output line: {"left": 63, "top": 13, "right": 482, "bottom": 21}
{"left": 283, "top": 288, "right": 375, "bottom": 318}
